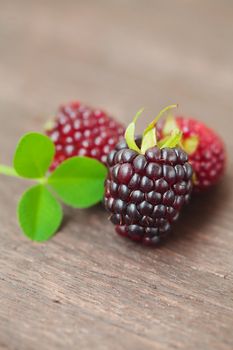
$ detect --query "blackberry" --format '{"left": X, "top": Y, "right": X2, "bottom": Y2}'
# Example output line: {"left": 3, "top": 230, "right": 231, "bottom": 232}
{"left": 45, "top": 101, "right": 124, "bottom": 170}
{"left": 104, "top": 106, "right": 193, "bottom": 245}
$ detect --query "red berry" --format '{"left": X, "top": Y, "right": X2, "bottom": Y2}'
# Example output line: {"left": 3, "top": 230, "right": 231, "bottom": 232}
{"left": 45, "top": 101, "right": 124, "bottom": 170}
{"left": 104, "top": 141, "right": 193, "bottom": 245}
{"left": 157, "top": 116, "right": 226, "bottom": 192}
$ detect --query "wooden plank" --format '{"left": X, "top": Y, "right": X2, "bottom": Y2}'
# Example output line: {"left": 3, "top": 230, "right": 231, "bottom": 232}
{"left": 0, "top": 1, "right": 232, "bottom": 349}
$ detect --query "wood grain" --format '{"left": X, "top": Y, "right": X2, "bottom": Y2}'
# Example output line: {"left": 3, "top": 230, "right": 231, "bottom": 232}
{"left": 0, "top": 1, "right": 233, "bottom": 349}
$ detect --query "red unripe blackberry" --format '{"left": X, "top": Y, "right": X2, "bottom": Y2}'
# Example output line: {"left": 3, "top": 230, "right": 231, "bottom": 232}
{"left": 104, "top": 106, "right": 193, "bottom": 245}
{"left": 45, "top": 101, "right": 124, "bottom": 170}
{"left": 157, "top": 116, "right": 226, "bottom": 192}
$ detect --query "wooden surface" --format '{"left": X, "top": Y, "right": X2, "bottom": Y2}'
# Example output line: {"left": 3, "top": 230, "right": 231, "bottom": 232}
{"left": 0, "top": 1, "right": 233, "bottom": 349}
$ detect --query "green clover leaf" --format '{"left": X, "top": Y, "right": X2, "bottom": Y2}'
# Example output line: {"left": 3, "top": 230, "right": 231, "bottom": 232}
{"left": 18, "top": 184, "right": 63, "bottom": 242}
{"left": 0, "top": 132, "right": 109, "bottom": 242}
{"left": 48, "top": 156, "right": 107, "bottom": 208}
{"left": 14, "top": 132, "right": 55, "bottom": 178}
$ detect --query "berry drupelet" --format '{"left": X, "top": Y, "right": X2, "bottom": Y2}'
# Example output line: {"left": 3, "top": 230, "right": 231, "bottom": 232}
{"left": 157, "top": 115, "right": 226, "bottom": 192}
{"left": 104, "top": 106, "right": 193, "bottom": 245}
{"left": 45, "top": 101, "right": 124, "bottom": 170}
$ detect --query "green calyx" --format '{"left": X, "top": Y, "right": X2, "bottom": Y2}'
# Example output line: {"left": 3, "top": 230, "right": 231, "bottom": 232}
{"left": 162, "top": 115, "right": 199, "bottom": 155}
{"left": 124, "top": 108, "right": 144, "bottom": 153}
{"left": 125, "top": 104, "right": 182, "bottom": 154}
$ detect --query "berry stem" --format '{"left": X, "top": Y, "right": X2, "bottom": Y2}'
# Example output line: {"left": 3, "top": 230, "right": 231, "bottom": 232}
{"left": 0, "top": 164, "right": 47, "bottom": 184}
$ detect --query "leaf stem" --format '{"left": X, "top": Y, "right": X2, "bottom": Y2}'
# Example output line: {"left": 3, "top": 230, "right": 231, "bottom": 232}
{"left": 0, "top": 164, "right": 47, "bottom": 184}
{"left": 0, "top": 164, "right": 21, "bottom": 178}
{"left": 37, "top": 177, "right": 48, "bottom": 185}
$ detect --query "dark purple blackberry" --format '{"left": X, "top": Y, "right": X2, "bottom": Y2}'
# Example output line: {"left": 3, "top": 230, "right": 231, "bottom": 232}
{"left": 105, "top": 145, "right": 192, "bottom": 245}
{"left": 104, "top": 105, "right": 193, "bottom": 245}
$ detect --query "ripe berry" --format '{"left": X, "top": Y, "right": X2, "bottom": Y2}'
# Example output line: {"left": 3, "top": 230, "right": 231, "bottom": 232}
{"left": 104, "top": 106, "right": 193, "bottom": 245}
{"left": 157, "top": 116, "right": 226, "bottom": 192}
{"left": 45, "top": 101, "right": 124, "bottom": 170}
